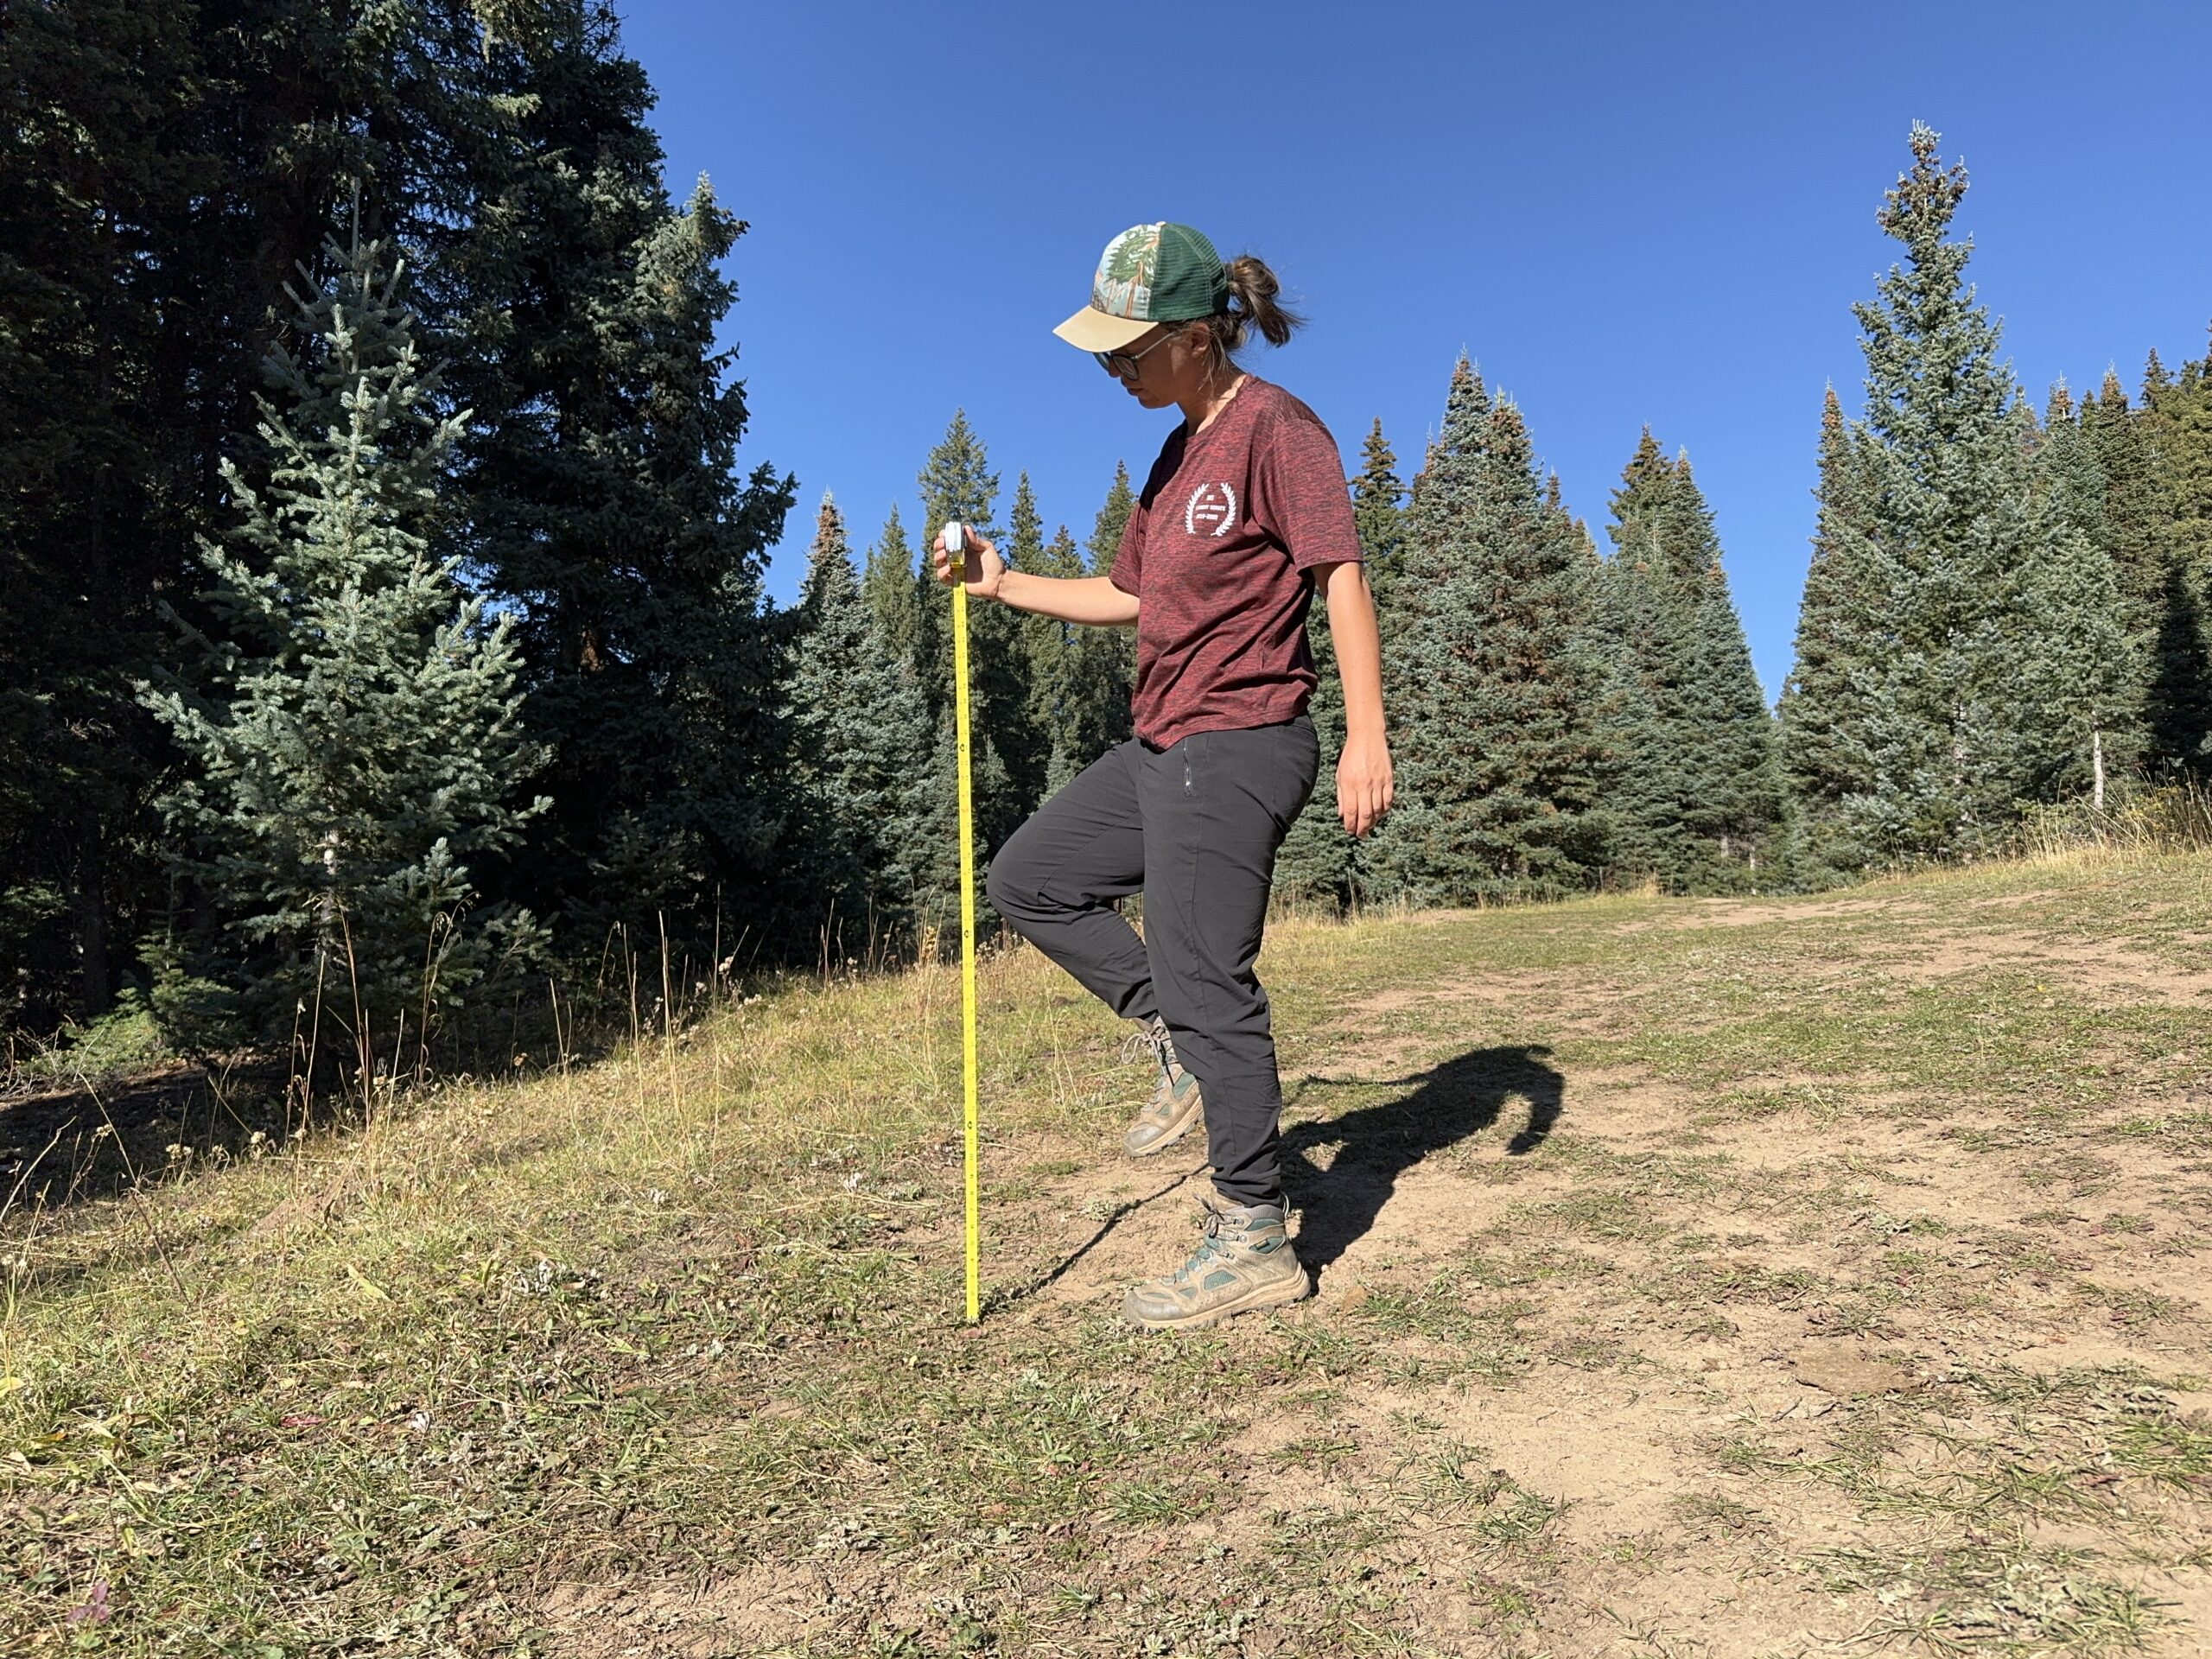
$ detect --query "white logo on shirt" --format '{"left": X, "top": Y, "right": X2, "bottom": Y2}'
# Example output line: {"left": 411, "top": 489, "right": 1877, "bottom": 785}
{"left": 1184, "top": 481, "right": 1237, "bottom": 537}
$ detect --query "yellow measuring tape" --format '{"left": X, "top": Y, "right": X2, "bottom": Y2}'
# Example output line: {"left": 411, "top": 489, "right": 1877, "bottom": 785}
{"left": 946, "top": 522, "right": 982, "bottom": 1324}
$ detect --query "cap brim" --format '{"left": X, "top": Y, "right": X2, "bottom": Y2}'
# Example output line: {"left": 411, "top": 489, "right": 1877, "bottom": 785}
{"left": 1052, "top": 305, "right": 1158, "bottom": 353}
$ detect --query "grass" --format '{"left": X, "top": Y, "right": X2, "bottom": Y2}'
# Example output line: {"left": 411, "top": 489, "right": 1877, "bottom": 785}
{"left": 5, "top": 846, "right": 2212, "bottom": 1654}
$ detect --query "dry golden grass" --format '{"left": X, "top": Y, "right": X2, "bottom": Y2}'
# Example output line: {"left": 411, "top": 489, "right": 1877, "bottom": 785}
{"left": 7, "top": 849, "right": 2212, "bottom": 1655}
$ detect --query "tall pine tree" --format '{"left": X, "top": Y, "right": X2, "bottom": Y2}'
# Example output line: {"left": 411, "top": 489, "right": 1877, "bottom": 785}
{"left": 1012, "top": 475, "right": 1090, "bottom": 795}
{"left": 863, "top": 503, "right": 922, "bottom": 665}
{"left": 1592, "top": 435, "right": 1785, "bottom": 890}
{"left": 1793, "top": 125, "right": 2120, "bottom": 860}
{"left": 906, "top": 414, "right": 1027, "bottom": 936}
{"left": 2034, "top": 389, "right": 2139, "bottom": 804}
{"left": 1369, "top": 359, "right": 1606, "bottom": 903}
{"left": 1353, "top": 419, "right": 1409, "bottom": 607}
{"left": 2143, "top": 334, "right": 2212, "bottom": 772}
{"left": 1061, "top": 461, "right": 1139, "bottom": 776}
{"left": 2075, "top": 374, "right": 2176, "bottom": 772}
{"left": 442, "top": 1, "right": 794, "bottom": 955}
{"left": 1032, "top": 524, "right": 1094, "bottom": 794}
{"left": 1779, "top": 388, "right": 1884, "bottom": 873}
{"left": 0, "top": 0, "right": 501, "bottom": 1027}
{"left": 781, "top": 495, "right": 934, "bottom": 957}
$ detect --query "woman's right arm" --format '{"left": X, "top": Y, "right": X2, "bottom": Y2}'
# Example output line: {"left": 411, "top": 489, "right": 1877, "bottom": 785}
{"left": 929, "top": 533, "right": 1139, "bottom": 627}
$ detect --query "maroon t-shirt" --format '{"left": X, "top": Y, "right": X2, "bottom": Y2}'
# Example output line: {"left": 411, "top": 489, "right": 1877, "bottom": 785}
{"left": 1107, "top": 377, "right": 1361, "bottom": 749}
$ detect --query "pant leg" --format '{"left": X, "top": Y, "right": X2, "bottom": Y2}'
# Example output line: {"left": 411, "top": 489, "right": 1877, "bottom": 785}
{"left": 985, "top": 740, "right": 1160, "bottom": 1023}
{"left": 1138, "top": 717, "right": 1320, "bottom": 1206}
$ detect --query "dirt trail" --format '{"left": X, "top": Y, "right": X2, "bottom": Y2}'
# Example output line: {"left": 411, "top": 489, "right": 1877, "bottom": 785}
{"left": 536, "top": 887, "right": 2212, "bottom": 1659}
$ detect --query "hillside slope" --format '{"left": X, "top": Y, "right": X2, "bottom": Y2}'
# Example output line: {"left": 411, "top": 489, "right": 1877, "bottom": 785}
{"left": 8, "top": 852, "right": 2212, "bottom": 1656}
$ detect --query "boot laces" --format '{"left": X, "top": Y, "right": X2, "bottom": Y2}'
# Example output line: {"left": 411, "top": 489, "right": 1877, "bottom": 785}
{"left": 1116, "top": 1019, "right": 1175, "bottom": 1077}
{"left": 1173, "top": 1210, "right": 1231, "bottom": 1285}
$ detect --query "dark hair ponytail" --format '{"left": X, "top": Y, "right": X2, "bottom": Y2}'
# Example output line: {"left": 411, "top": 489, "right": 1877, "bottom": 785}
{"left": 1204, "top": 253, "right": 1302, "bottom": 359}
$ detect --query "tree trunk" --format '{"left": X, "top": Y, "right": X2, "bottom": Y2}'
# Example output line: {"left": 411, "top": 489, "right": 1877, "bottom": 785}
{"left": 2092, "top": 727, "right": 2107, "bottom": 811}
{"left": 71, "top": 816, "right": 110, "bottom": 1020}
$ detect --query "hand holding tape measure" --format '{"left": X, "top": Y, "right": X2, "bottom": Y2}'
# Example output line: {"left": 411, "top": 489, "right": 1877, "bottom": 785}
{"left": 933, "top": 520, "right": 1006, "bottom": 599}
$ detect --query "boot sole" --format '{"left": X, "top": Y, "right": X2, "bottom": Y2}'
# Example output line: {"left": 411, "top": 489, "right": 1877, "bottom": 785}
{"left": 1123, "top": 1094, "right": 1204, "bottom": 1158}
{"left": 1126, "top": 1267, "right": 1313, "bottom": 1332}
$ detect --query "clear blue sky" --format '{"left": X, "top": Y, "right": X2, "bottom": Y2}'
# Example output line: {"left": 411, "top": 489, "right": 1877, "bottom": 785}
{"left": 617, "top": 0, "right": 2212, "bottom": 701}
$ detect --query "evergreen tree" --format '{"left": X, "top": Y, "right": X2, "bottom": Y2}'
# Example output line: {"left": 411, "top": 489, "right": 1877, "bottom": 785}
{"left": 2081, "top": 373, "right": 2173, "bottom": 623}
{"left": 1, "top": 0, "right": 818, "bottom": 1033}
{"left": 1808, "top": 125, "right": 2104, "bottom": 860}
{"left": 1061, "top": 461, "right": 1139, "bottom": 771}
{"left": 911, "top": 413, "right": 1037, "bottom": 835}
{"left": 907, "top": 704, "right": 1013, "bottom": 953}
{"left": 1592, "top": 432, "right": 1695, "bottom": 881}
{"left": 2077, "top": 372, "right": 2181, "bottom": 769}
{"left": 2143, "top": 333, "right": 2212, "bottom": 771}
{"left": 2147, "top": 329, "right": 2212, "bottom": 588}
{"left": 2033, "top": 392, "right": 2138, "bottom": 804}
{"left": 782, "top": 495, "right": 934, "bottom": 957}
{"left": 1032, "top": 524, "right": 1092, "bottom": 794}
{"left": 1779, "top": 388, "right": 1884, "bottom": 872}
{"left": 863, "top": 504, "right": 922, "bottom": 665}
{"left": 1012, "top": 474, "right": 1089, "bottom": 794}
{"left": 897, "top": 415, "right": 1031, "bottom": 937}
{"left": 912, "top": 410, "right": 1003, "bottom": 717}
{"left": 0, "top": 0, "right": 492, "bottom": 1027}
{"left": 1675, "top": 506, "right": 1788, "bottom": 880}
{"left": 1088, "top": 459, "right": 1140, "bottom": 572}
{"left": 1588, "top": 542, "right": 1680, "bottom": 877}
{"left": 1595, "top": 442, "right": 1783, "bottom": 888}
{"left": 442, "top": 1, "right": 795, "bottom": 955}
{"left": 1368, "top": 359, "right": 1607, "bottom": 902}
{"left": 1352, "top": 417, "right": 1408, "bottom": 609}
{"left": 139, "top": 232, "right": 546, "bottom": 1064}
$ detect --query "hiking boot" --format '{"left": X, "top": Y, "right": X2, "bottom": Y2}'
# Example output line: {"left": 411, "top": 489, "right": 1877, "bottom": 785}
{"left": 1122, "top": 1196, "right": 1312, "bottom": 1330}
{"left": 1120, "top": 1015, "right": 1204, "bottom": 1158}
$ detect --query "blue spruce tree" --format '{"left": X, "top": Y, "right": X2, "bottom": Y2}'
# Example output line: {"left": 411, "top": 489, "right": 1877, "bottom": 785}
{"left": 1808, "top": 126, "right": 2125, "bottom": 860}
{"left": 142, "top": 232, "right": 547, "bottom": 1065}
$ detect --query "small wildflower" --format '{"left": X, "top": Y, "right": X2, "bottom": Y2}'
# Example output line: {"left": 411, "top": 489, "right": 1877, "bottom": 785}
{"left": 66, "top": 1581, "right": 111, "bottom": 1624}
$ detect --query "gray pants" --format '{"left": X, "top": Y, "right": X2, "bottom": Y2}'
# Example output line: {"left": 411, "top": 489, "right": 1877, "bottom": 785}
{"left": 986, "top": 716, "right": 1320, "bottom": 1206}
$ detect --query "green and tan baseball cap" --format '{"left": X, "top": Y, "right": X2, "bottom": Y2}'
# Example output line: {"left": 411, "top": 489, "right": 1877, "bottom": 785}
{"left": 1053, "top": 221, "right": 1230, "bottom": 352}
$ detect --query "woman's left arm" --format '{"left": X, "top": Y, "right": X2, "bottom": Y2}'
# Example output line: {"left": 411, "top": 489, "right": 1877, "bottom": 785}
{"left": 1314, "top": 561, "right": 1394, "bottom": 837}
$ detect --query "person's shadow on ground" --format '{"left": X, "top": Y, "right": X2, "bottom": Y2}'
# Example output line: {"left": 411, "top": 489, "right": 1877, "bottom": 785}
{"left": 1279, "top": 1045, "right": 1565, "bottom": 1288}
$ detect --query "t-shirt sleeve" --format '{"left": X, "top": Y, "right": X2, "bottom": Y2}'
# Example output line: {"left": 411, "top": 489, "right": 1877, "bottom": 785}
{"left": 1254, "top": 407, "right": 1361, "bottom": 571}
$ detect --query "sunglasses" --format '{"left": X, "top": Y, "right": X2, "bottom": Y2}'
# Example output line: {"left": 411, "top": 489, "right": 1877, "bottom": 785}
{"left": 1094, "top": 327, "right": 1179, "bottom": 379}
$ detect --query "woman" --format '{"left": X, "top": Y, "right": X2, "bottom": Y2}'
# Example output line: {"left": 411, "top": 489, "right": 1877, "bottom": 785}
{"left": 931, "top": 221, "right": 1392, "bottom": 1330}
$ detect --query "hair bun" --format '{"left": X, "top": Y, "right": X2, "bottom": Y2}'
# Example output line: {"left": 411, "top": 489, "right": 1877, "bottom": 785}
{"left": 1212, "top": 254, "right": 1300, "bottom": 351}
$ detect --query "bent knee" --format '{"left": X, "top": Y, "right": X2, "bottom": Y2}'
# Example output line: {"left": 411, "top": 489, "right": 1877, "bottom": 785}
{"left": 983, "top": 859, "right": 1026, "bottom": 921}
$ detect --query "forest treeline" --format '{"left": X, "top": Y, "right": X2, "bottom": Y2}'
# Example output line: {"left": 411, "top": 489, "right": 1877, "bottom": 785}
{"left": 5, "top": 0, "right": 2210, "bottom": 1074}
